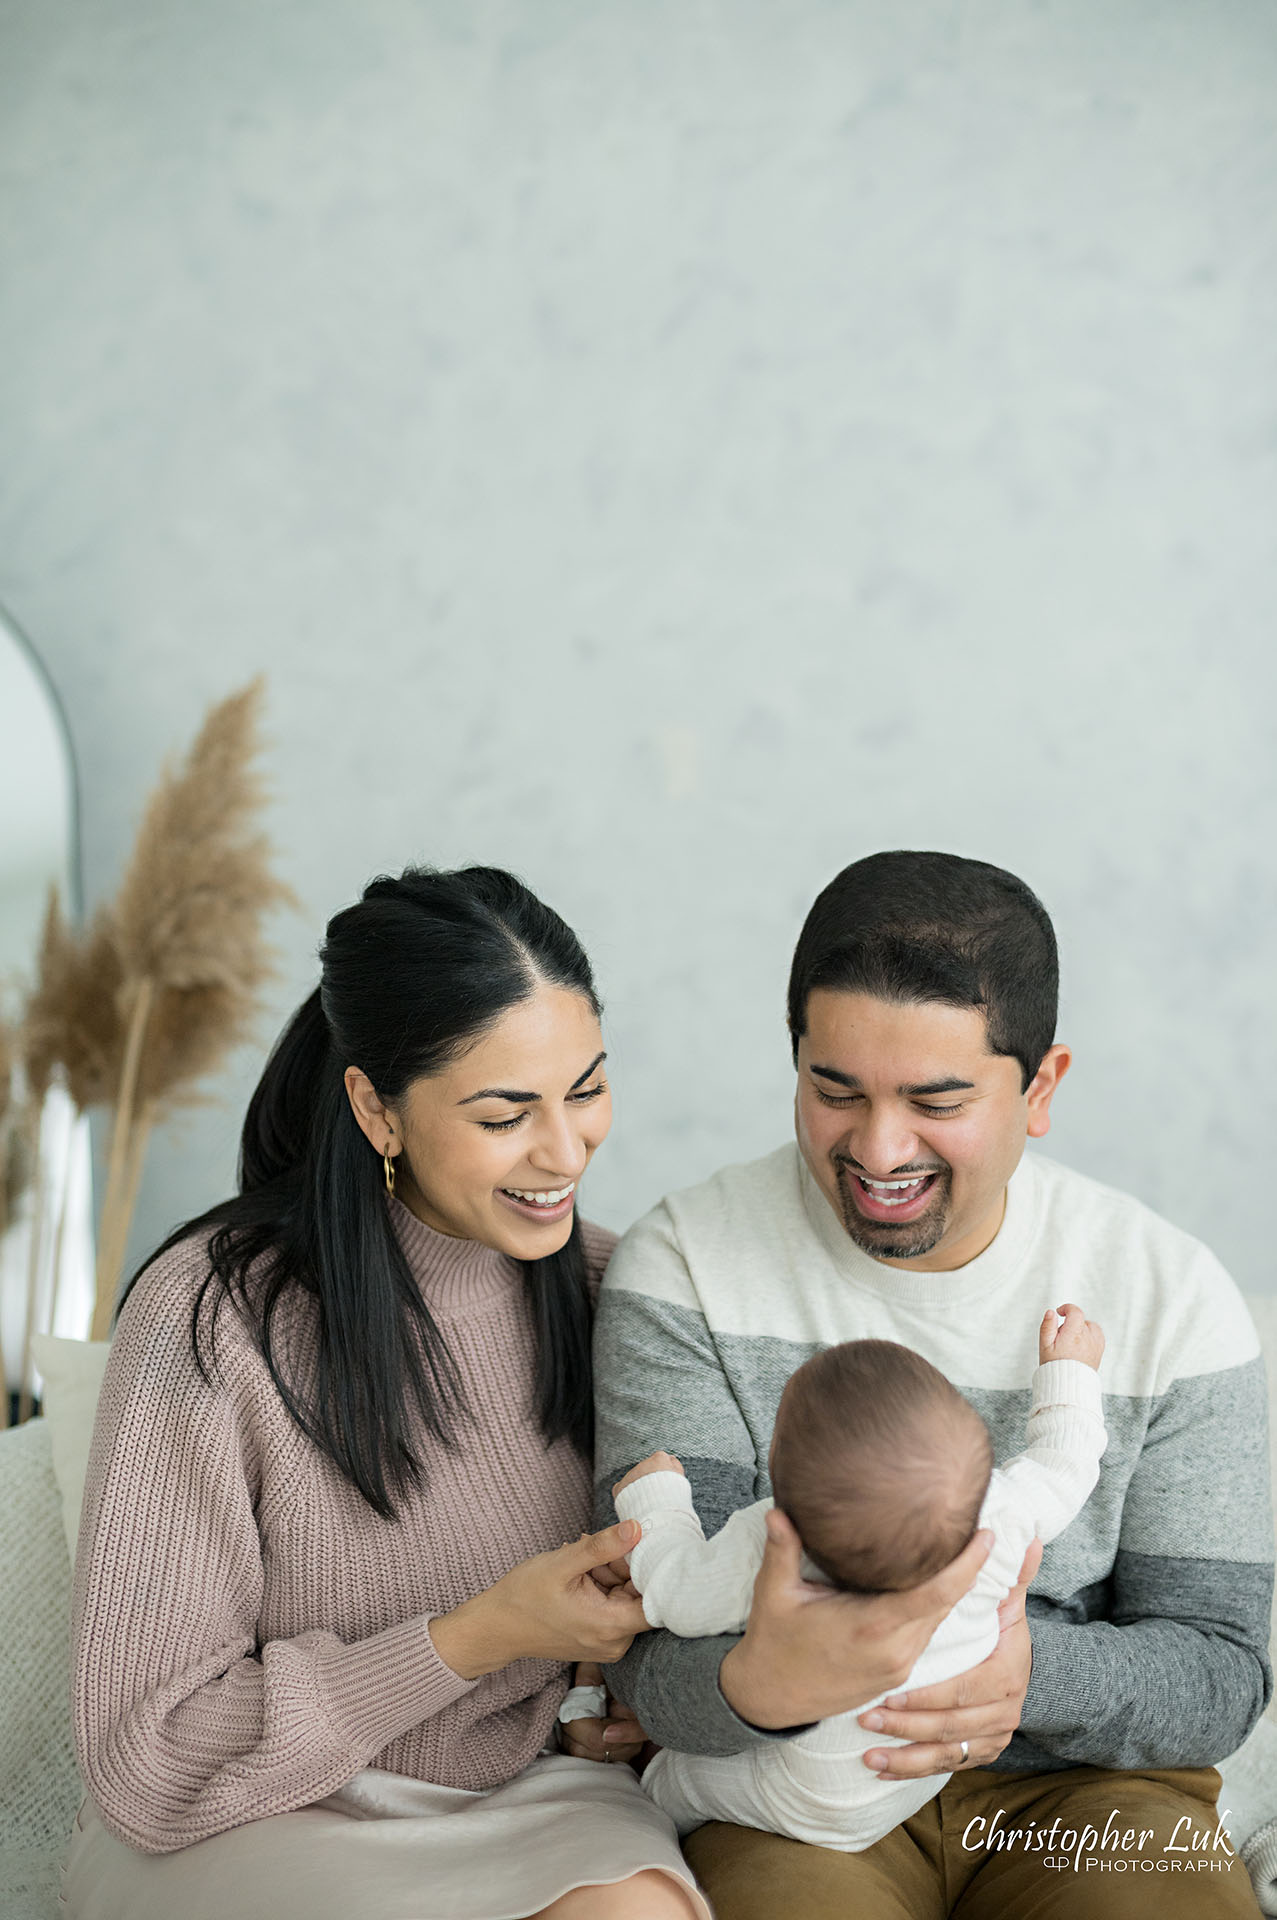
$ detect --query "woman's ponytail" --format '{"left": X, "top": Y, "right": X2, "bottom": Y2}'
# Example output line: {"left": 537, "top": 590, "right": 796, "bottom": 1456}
{"left": 239, "top": 987, "right": 336, "bottom": 1192}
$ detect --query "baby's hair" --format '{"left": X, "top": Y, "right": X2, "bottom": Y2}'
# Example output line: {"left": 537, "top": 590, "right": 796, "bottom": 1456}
{"left": 769, "top": 1340, "right": 993, "bottom": 1593}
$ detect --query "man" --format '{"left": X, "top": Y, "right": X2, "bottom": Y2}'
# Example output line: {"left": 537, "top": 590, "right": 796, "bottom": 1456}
{"left": 595, "top": 850, "right": 1272, "bottom": 1917}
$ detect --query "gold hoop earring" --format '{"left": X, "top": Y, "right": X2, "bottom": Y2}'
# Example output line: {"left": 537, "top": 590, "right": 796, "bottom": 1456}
{"left": 383, "top": 1145, "right": 396, "bottom": 1197}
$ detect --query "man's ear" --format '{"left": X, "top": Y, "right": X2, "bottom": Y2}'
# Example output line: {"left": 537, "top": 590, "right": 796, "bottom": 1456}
{"left": 1026, "top": 1044, "right": 1071, "bottom": 1139}
{"left": 344, "top": 1065, "right": 396, "bottom": 1152}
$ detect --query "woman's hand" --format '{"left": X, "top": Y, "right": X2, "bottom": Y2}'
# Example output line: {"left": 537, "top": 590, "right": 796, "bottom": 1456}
{"left": 557, "top": 1663, "right": 650, "bottom": 1767}
{"left": 858, "top": 1538, "right": 1041, "bottom": 1778}
{"left": 719, "top": 1510, "right": 994, "bottom": 1729}
{"left": 428, "top": 1522, "right": 650, "bottom": 1681}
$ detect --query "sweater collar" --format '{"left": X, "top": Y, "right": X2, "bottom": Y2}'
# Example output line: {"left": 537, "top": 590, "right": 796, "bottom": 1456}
{"left": 796, "top": 1144, "right": 1042, "bottom": 1310}
{"left": 387, "top": 1194, "right": 522, "bottom": 1316}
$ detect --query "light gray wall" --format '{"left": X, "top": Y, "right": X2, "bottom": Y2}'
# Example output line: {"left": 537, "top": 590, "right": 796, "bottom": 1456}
{"left": 0, "top": 624, "right": 75, "bottom": 980}
{"left": 2, "top": 1, "right": 1275, "bottom": 1291}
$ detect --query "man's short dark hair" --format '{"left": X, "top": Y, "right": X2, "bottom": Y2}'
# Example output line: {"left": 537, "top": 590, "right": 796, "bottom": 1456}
{"left": 787, "top": 851, "right": 1058, "bottom": 1092}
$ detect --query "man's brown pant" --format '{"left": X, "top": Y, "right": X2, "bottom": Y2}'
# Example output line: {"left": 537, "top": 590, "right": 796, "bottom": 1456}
{"left": 683, "top": 1765, "right": 1261, "bottom": 1917}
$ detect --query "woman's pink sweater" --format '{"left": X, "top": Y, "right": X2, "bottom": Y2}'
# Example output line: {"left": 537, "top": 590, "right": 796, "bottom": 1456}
{"left": 71, "top": 1199, "right": 616, "bottom": 1855}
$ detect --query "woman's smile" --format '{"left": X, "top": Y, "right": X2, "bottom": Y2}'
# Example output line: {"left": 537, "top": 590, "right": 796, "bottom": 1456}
{"left": 496, "top": 1181, "right": 577, "bottom": 1223}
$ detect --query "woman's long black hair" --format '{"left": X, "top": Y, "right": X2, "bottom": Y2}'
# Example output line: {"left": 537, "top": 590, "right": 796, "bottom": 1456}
{"left": 118, "top": 865, "right": 601, "bottom": 1518}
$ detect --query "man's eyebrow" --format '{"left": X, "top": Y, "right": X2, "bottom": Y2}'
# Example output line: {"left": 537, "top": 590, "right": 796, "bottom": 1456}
{"left": 810, "top": 1065, "right": 863, "bottom": 1090}
{"left": 900, "top": 1077, "right": 976, "bottom": 1097}
{"left": 457, "top": 1052, "right": 607, "bottom": 1107}
{"left": 809, "top": 1065, "right": 976, "bottom": 1097}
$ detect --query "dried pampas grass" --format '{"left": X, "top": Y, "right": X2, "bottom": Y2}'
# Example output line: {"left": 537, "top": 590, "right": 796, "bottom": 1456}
{"left": 23, "top": 897, "right": 125, "bottom": 1113}
{"left": 0, "top": 1009, "right": 36, "bottom": 1292}
{"left": 90, "top": 678, "right": 293, "bottom": 1336}
{"left": 1, "top": 1007, "right": 37, "bottom": 1425}
{"left": 17, "top": 678, "right": 293, "bottom": 1346}
{"left": 112, "top": 680, "right": 282, "bottom": 1004}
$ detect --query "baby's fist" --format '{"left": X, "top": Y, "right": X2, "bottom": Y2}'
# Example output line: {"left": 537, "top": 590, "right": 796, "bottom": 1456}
{"left": 1040, "top": 1302, "right": 1105, "bottom": 1370}
{"left": 613, "top": 1451, "right": 685, "bottom": 1499}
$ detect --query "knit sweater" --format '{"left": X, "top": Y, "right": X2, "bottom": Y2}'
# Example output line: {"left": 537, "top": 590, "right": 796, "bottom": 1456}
{"left": 594, "top": 1143, "right": 1274, "bottom": 1773}
{"left": 71, "top": 1199, "right": 615, "bottom": 1855}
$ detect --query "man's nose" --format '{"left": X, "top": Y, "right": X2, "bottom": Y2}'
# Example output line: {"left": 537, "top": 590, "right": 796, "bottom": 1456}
{"left": 843, "top": 1106, "right": 921, "bottom": 1178}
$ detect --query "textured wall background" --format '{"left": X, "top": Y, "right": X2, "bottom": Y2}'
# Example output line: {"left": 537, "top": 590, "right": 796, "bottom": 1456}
{"left": 2, "top": 1, "right": 1274, "bottom": 1290}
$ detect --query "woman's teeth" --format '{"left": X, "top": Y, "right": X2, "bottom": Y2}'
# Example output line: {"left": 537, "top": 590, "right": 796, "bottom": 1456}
{"left": 502, "top": 1184, "right": 575, "bottom": 1208}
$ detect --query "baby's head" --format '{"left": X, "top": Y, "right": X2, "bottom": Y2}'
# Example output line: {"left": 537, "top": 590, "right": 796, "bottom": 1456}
{"left": 768, "top": 1340, "right": 993, "bottom": 1593}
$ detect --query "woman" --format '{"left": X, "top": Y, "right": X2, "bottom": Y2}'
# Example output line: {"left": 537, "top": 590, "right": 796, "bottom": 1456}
{"left": 64, "top": 865, "right": 708, "bottom": 1919}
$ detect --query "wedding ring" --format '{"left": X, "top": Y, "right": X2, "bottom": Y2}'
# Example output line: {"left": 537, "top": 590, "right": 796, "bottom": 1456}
{"left": 959, "top": 1740, "right": 970, "bottom": 1764}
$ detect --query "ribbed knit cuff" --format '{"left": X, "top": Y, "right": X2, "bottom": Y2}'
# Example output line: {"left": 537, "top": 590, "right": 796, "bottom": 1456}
{"left": 1021, "top": 1614, "right": 1096, "bottom": 1737}
{"left": 315, "top": 1614, "right": 479, "bottom": 1758}
{"left": 615, "top": 1471, "right": 695, "bottom": 1522}
{"left": 1032, "top": 1359, "right": 1103, "bottom": 1418}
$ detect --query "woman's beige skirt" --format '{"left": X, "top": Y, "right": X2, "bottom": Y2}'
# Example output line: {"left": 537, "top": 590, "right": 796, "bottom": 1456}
{"left": 61, "top": 1756, "right": 710, "bottom": 1919}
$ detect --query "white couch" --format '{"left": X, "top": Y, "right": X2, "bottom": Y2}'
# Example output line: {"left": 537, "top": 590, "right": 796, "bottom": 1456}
{"left": 4, "top": 1317, "right": 1276, "bottom": 1920}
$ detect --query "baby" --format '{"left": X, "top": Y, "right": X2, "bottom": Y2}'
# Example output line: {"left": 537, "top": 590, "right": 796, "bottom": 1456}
{"left": 613, "top": 1303, "right": 1106, "bottom": 1851}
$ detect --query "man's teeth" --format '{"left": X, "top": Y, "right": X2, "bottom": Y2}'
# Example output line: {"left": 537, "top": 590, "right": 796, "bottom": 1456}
{"left": 858, "top": 1175, "right": 931, "bottom": 1207}
{"left": 503, "top": 1184, "right": 575, "bottom": 1207}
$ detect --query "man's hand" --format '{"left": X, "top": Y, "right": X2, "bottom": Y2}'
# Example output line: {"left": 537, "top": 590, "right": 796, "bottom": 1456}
{"left": 720, "top": 1509, "right": 994, "bottom": 1730}
{"left": 858, "top": 1538, "right": 1042, "bottom": 1777}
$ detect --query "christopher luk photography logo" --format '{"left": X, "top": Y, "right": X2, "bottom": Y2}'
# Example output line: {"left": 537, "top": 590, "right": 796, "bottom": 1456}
{"left": 962, "top": 1805, "right": 1238, "bottom": 1876}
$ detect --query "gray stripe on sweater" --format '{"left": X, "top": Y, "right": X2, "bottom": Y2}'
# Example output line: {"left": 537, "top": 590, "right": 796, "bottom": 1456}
{"left": 1013, "top": 1549, "right": 1273, "bottom": 1769}
{"left": 595, "top": 1295, "right": 1274, "bottom": 1567}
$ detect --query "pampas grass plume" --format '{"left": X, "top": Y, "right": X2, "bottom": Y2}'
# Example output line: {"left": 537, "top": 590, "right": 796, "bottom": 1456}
{"left": 22, "top": 895, "right": 125, "bottom": 1112}
{"left": 115, "top": 682, "right": 279, "bottom": 998}
{"left": 86, "top": 677, "right": 294, "bottom": 1332}
{"left": 111, "top": 678, "right": 293, "bottom": 1114}
{"left": 0, "top": 1011, "right": 25, "bottom": 1248}
{"left": 15, "top": 678, "right": 293, "bottom": 1342}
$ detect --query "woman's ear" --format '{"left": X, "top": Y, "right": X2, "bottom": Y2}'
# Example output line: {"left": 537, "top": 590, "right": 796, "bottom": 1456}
{"left": 344, "top": 1065, "right": 397, "bottom": 1152}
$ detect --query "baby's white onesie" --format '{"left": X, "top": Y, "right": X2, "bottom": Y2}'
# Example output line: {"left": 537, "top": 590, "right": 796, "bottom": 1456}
{"left": 615, "top": 1357, "right": 1106, "bottom": 1850}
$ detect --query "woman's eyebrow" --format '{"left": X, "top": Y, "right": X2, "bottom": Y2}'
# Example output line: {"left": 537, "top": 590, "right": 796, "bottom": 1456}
{"left": 457, "top": 1051, "right": 607, "bottom": 1107}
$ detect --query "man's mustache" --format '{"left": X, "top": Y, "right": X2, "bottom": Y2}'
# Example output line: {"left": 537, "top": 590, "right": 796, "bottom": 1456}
{"left": 834, "top": 1158, "right": 949, "bottom": 1179}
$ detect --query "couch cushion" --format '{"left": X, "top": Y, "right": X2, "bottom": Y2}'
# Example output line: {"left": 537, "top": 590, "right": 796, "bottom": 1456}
{"left": 30, "top": 1334, "right": 111, "bottom": 1561}
{"left": 0, "top": 1417, "right": 83, "bottom": 1920}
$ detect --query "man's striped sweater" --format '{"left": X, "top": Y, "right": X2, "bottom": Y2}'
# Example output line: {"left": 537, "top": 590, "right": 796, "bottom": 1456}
{"left": 594, "top": 1143, "right": 1273, "bottom": 1771}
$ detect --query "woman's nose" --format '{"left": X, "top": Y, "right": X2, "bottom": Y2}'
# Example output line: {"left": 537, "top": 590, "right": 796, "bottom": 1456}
{"left": 528, "top": 1107, "right": 590, "bottom": 1178}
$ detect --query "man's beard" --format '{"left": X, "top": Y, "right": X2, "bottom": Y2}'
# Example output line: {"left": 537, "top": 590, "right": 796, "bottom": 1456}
{"left": 834, "top": 1160, "right": 952, "bottom": 1261}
